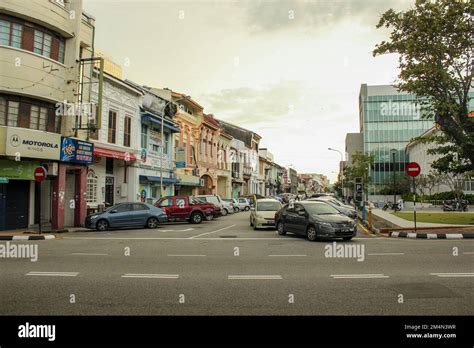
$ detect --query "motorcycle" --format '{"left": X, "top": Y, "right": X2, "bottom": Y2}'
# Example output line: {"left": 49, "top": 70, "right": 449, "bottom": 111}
{"left": 443, "top": 199, "right": 469, "bottom": 212}
{"left": 382, "top": 202, "right": 401, "bottom": 211}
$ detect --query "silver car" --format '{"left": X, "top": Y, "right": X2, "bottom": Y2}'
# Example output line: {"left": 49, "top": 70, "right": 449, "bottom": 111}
{"left": 305, "top": 198, "right": 357, "bottom": 219}
{"left": 236, "top": 198, "right": 251, "bottom": 211}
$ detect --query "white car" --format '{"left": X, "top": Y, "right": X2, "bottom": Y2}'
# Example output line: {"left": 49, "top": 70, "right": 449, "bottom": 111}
{"left": 221, "top": 199, "right": 235, "bottom": 215}
{"left": 236, "top": 198, "right": 251, "bottom": 211}
{"left": 195, "top": 195, "right": 225, "bottom": 215}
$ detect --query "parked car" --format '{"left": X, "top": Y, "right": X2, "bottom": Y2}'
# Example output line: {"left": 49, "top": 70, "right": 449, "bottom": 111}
{"left": 250, "top": 198, "right": 283, "bottom": 230}
{"left": 194, "top": 194, "right": 224, "bottom": 212}
{"left": 223, "top": 198, "right": 240, "bottom": 212}
{"left": 155, "top": 196, "right": 220, "bottom": 224}
{"left": 235, "top": 197, "right": 251, "bottom": 211}
{"left": 239, "top": 194, "right": 264, "bottom": 207}
{"left": 310, "top": 193, "right": 335, "bottom": 198}
{"left": 221, "top": 199, "right": 235, "bottom": 215}
{"left": 305, "top": 198, "right": 357, "bottom": 219}
{"left": 275, "top": 201, "right": 357, "bottom": 241}
{"left": 85, "top": 202, "right": 167, "bottom": 231}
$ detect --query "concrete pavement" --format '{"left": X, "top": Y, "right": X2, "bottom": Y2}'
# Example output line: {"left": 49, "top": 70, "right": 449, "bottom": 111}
{"left": 0, "top": 211, "right": 473, "bottom": 315}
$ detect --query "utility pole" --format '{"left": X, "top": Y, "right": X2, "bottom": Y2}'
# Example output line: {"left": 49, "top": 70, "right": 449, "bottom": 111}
{"left": 391, "top": 149, "right": 397, "bottom": 205}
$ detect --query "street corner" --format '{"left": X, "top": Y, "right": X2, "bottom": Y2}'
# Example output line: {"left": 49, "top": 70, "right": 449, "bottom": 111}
{"left": 0, "top": 234, "right": 57, "bottom": 241}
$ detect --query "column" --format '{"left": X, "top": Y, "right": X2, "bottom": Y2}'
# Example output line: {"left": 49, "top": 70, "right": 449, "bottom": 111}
{"left": 51, "top": 163, "right": 66, "bottom": 230}
{"left": 74, "top": 166, "right": 87, "bottom": 227}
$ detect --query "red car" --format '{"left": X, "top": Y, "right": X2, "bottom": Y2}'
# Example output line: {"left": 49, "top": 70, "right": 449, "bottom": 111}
{"left": 154, "top": 196, "right": 221, "bottom": 224}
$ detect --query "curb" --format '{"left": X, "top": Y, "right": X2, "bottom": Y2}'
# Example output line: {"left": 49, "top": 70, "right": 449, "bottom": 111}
{"left": 0, "top": 234, "right": 56, "bottom": 241}
{"left": 388, "top": 231, "right": 474, "bottom": 239}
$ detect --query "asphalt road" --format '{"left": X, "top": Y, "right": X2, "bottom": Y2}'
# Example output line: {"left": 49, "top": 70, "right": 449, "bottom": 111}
{"left": 1, "top": 211, "right": 473, "bottom": 315}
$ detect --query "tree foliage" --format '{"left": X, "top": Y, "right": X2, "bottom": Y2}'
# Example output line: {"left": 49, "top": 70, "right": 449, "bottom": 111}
{"left": 374, "top": 0, "right": 473, "bottom": 173}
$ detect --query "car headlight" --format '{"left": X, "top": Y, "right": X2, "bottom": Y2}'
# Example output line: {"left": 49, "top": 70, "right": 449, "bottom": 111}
{"left": 319, "top": 222, "right": 333, "bottom": 229}
{"left": 90, "top": 215, "right": 99, "bottom": 220}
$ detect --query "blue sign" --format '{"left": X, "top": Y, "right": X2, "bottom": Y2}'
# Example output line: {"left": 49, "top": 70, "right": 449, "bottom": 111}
{"left": 60, "top": 137, "right": 94, "bottom": 164}
{"left": 176, "top": 161, "right": 186, "bottom": 168}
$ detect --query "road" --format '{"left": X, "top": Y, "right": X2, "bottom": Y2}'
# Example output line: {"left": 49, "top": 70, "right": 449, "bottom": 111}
{"left": 1, "top": 211, "right": 473, "bottom": 315}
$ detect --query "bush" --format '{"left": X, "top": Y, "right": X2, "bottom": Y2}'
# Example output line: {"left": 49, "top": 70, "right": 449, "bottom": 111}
{"left": 400, "top": 192, "right": 474, "bottom": 204}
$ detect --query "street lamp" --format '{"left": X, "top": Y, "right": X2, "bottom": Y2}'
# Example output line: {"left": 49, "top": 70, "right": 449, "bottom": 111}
{"left": 159, "top": 95, "right": 190, "bottom": 199}
{"left": 328, "top": 148, "right": 344, "bottom": 200}
{"left": 391, "top": 148, "right": 397, "bottom": 205}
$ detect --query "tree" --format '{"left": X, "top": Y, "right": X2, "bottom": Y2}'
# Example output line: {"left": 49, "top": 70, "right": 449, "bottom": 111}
{"left": 438, "top": 171, "right": 474, "bottom": 200}
{"left": 343, "top": 151, "right": 375, "bottom": 201}
{"left": 425, "top": 171, "right": 442, "bottom": 197}
{"left": 374, "top": 0, "right": 474, "bottom": 173}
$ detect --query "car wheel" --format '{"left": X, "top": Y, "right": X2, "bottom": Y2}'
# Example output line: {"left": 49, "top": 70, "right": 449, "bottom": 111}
{"left": 306, "top": 225, "right": 317, "bottom": 241}
{"left": 244, "top": 206, "right": 250, "bottom": 211}
{"left": 190, "top": 212, "right": 203, "bottom": 224}
{"left": 205, "top": 213, "right": 214, "bottom": 221}
{"left": 96, "top": 219, "right": 109, "bottom": 231}
{"left": 343, "top": 237, "right": 352, "bottom": 241}
{"left": 222, "top": 208, "right": 228, "bottom": 216}
{"left": 277, "top": 222, "right": 286, "bottom": 235}
{"left": 146, "top": 217, "right": 159, "bottom": 229}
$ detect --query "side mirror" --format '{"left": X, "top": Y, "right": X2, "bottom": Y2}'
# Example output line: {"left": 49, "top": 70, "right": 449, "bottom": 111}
{"left": 298, "top": 210, "right": 306, "bottom": 216}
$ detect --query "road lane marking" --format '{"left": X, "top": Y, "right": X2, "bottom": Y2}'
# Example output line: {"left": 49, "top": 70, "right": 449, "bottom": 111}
{"left": 63, "top": 236, "right": 378, "bottom": 241}
{"left": 167, "top": 254, "right": 206, "bottom": 257}
{"left": 26, "top": 272, "right": 79, "bottom": 277}
{"left": 159, "top": 228, "right": 194, "bottom": 232}
{"left": 228, "top": 275, "right": 283, "bottom": 280}
{"left": 71, "top": 253, "right": 108, "bottom": 256}
{"left": 368, "top": 253, "right": 404, "bottom": 256}
{"left": 358, "top": 223, "right": 377, "bottom": 237}
{"left": 463, "top": 252, "right": 474, "bottom": 255}
{"left": 268, "top": 254, "right": 307, "bottom": 257}
{"left": 121, "top": 273, "right": 179, "bottom": 279}
{"left": 430, "top": 272, "right": 474, "bottom": 277}
{"left": 189, "top": 225, "right": 236, "bottom": 239}
{"left": 331, "top": 274, "right": 389, "bottom": 279}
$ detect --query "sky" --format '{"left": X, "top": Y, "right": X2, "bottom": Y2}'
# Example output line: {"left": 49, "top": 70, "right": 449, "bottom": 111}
{"left": 83, "top": 0, "right": 414, "bottom": 183}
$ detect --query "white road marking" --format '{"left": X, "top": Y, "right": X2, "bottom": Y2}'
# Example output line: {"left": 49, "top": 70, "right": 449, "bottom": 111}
{"left": 462, "top": 252, "right": 474, "bottom": 255}
{"left": 228, "top": 275, "right": 283, "bottom": 280}
{"left": 446, "top": 234, "right": 463, "bottom": 239}
{"left": 121, "top": 273, "right": 179, "bottom": 279}
{"left": 368, "top": 253, "right": 404, "bottom": 256}
{"left": 167, "top": 254, "right": 206, "bottom": 257}
{"left": 26, "top": 272, "right": 79, "bottom": 277}
{"left": 71, "top": 253, "right": 108, "bottom": 256}
{"left": 331, "top": 274, "right": 389, "bottom": 279}
{"left": 430, "top": 272, "right": 474, "bottom": 277}
{"left": 189, "top": 224, "right": 236, "bottom": 239}
{"left": 63, "top": 236, "right": 378, "bottom": 241}
{"left": 159, "top": 228, "right": 194, "bottom": 232}
{"left": 268, "top": 254, "right": 307, "bottom": 257}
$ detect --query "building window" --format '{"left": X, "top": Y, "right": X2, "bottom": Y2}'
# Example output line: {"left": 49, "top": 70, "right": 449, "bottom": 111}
{"left": 164, "top": 133, "right": 169, "bottom": 155}
{"left": 190, "top": 145, "right": 195, "bottom": 165}
{"left": 141, "top": 124, "right": 148, "bottom": 149}
{"left": 106, "top": 157, "right": 114, "bottom": 175}
{"left": 123, "top": 116, "right": 131, "bottom": 147}
{"left": 0, "top": 16, "right": 65, "bottom": 63}
{"left": 86, "top": 170, "right": 98, "bottom": 205}
{"left": 107, "top": 110, "right": 117, "bottom": 143}
{"left": 0, "top": 94, "right": 58, "bottom": 132}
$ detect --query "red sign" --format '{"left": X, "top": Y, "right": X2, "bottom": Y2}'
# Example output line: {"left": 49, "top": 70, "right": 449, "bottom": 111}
{"left": 34, "top": 166, "right": 48, "bottom": 182}
{"left": 406, "top": 162, "right": 421, "bottom": 177}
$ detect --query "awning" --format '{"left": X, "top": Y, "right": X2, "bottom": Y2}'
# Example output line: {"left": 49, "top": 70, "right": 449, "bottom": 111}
{"left": 141, "top": 111, "right": 180, "bottom": 133}
{"left": 94, "top": 147, "right": 136, "bottom": 161}
{"left": 176, "top": 173, "right": 202, "bottom": 187}
{"left": 139, "top": 175, "right": 177, "bottom": 184}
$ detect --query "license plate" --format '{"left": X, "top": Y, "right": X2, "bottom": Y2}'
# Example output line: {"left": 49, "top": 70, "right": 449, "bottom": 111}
{"left": 267, "top": 220, "right": 274, "bottom": 224}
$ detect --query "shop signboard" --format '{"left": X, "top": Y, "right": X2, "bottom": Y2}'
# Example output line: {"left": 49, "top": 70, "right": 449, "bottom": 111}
{"left": 0, "top": 160, "right": 38, "bottom": 180}
{"left": 5, "top": 128, "right": 61, "bottom": 160}
{"left": 60, "top": 137, "right": 94, "bottom": 164}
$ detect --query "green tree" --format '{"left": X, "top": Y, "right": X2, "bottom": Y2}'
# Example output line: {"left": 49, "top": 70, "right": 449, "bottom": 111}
{"left": 344, "top": 151, "right": 375, "bottom": 201}
{"left": 374, "top": 0, "right": 473, "bottom": 173}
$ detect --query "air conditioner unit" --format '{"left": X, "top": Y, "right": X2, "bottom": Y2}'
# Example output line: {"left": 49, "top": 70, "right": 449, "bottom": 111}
{"left": 120, "top": 183, "right": 127, "bottom": 198}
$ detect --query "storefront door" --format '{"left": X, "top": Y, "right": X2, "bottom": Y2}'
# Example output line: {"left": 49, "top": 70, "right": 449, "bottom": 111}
{"left": 1, "top": 180, "right": 29, "bottom": 230}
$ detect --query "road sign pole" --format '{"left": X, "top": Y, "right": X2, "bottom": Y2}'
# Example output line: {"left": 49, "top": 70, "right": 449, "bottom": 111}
{"left": 38, "top": 182, "right": 42, "bottom": 234}
{"left": 412, "top": 176, "right": 416, "bottom": 232}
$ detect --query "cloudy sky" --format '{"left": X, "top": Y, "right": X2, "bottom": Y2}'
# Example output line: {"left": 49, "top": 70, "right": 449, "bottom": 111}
{"left": 83, "top": 0, "right": 413, "bottom": 183}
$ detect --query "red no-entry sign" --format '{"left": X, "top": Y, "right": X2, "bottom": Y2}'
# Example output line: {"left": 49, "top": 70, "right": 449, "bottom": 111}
{"left": 34, "top": 166, "right": 48, "bottom": 182}
{"left": 406, "top": 162, "right": 421, "bottom": 177}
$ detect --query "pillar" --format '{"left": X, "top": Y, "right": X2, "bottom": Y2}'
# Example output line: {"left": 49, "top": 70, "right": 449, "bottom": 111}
{"left": 52, "top": 163, "right": 66, "bottom": 230}
{"left": 74, "top": 166, "right": 87, "bottom": 227}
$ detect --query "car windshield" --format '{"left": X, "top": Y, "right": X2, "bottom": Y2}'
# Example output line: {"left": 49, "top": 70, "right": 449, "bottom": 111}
{"left": 303, "top": 203, "right": 340, "bottom": 215}
{"left": 257, "top": 202, "right": 281, "bottom": 211}
{"left": 104, "top": 204, "right": 123, "bottom": 212}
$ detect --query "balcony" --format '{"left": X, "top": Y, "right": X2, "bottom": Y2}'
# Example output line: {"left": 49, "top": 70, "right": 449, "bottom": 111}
{"left": 243, "top": 166, "right": 252, "bottom": 176}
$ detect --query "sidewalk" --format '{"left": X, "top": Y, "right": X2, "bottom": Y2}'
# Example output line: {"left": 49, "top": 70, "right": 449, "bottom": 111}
{"left": 371, "top": 208, "right": 471, "bottom": 228}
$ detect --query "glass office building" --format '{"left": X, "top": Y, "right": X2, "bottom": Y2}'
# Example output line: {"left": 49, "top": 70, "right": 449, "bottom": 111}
{"left": 359, "top": 84, "right": 434, "bottom": 196}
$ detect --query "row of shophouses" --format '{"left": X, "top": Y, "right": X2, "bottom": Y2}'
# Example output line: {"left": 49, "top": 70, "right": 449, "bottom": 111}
{"left": 0, "top": 0, "right": 327, "bottom": 231}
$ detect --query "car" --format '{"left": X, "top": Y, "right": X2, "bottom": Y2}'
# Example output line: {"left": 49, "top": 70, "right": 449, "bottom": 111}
{"left": 235, "top": 197, "right": 251, "bottom": 211}
{"left": 317, "top": 196, "right": 355, "bottom": 210}
{"left": 155, "top": 196, "right": 220, "bottom": 224}
{"left": 250, "top": 198, "right": 283, "bottom": 230}
{"left": 194, "top": 194, "right": 224, "bottom": 212}
{"left": 275, "top": 201, "right": 357, "bottom": 241}
{"left": 310, "top": 193, "right": 335, "bottom": 198}
{"left": 239, "top": 194, "right": 264, "bottom": 207}
{"left": 221, "top": 199, "right": 235, "bottom": 215}
{"left": 85, "top": 202, "right": 167, "bottom": 231}
{"left": 305, "top": 198, "right": 357, "bottom": 219}
{"left": 223, "top": 198, "right": 240, "bottom": 212}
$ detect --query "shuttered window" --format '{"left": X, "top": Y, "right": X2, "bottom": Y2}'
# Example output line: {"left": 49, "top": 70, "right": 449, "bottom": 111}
{"left": 0, "top": 15, "right": 65, "bottom": 63}
{"left": 108, "top": 110, "right": 117, "bottom": 144}
{"left": 123, "top": 116, "right": 131, "bottom": 147}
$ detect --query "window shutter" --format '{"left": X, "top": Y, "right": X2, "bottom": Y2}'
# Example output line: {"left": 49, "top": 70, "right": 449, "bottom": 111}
{"left": 18, "top": 102, "right": 31, "bottom": 128}
{"left": 21, "top": 26, "right": 34, "bottom": 52}
{"left": 50, "top": 37, "right": 60, "bottom": 61}
{"left": 47, "top": 107, "right": 56, "bottom": 132}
